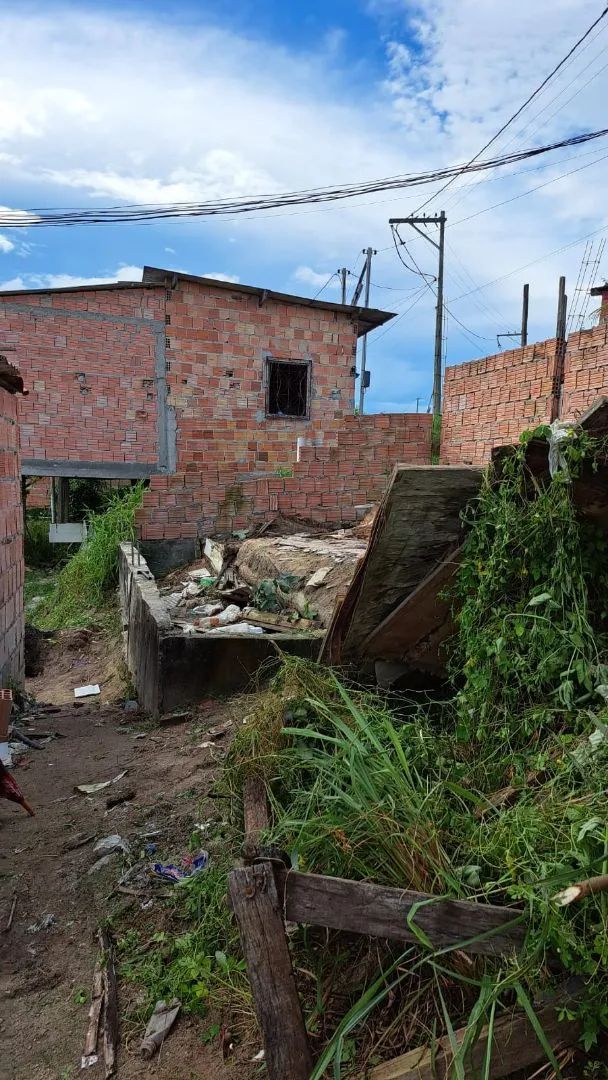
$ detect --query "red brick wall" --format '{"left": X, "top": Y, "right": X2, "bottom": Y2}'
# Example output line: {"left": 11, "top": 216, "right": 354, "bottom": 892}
{"left": 0, "top": 384, "right": 24, "bottom": 685}
{"left": 0, "top": 286, "right": 165, "bottom": 469}
{"left": 1, "top": 278, "right": 432, "bottom": 543}
{"left": 441, "top": 323, "right": 608, "bottom": 464}
{"left": 441, "top": 339, "right": 558, "bottom": 464}
{"left": 137, "top": 279, "right": 360, "bottom": 539}
{"left": 560, "top": 323, "right": 608, "bottom": 419}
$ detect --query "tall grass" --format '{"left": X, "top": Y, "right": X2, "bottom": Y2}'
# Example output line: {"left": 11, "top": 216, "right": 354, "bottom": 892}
{"left": 36, "top": 483, "right": 143, "bottom": 629}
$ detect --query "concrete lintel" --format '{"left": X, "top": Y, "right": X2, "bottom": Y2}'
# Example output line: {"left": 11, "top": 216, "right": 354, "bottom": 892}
{"left": 22, "top": 458, "right": 162, "bottom": 479}
{"left": 1, "top": 301, "right": 165, "bottom": 331}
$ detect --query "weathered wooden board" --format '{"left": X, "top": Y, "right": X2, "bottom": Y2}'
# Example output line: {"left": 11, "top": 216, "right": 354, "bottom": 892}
{"left": 321, "top": 466, "right": 481, "bottom": 663}
{"left": 229, "top": 863, "right": 313, "bottom": 1080}
{"left": 361, "top": 547, "right": 461, "bottom": 671}
{"left": 369, "top": 1002, "right": 581, "bottom": 1079}
{"left": 242, "top": 775, "right": 270, "bottom": 843}
{"left": 277, "top": 870, "right": 525, "bottom": 956}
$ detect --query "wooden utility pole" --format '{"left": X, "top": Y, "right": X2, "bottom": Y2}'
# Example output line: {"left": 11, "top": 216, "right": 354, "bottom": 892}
{"left": 389, "top": 212, "right": 446, "bottom": 417}
{"left": 521, "top": 283, "right": 529, "bottom": 347}
{"left": 551, "top": 275, "right": 568, "bottom": 421}
{"left": 338, "top": 267, "right": 348, "bottom": 305}
{"left": 358, "top": 247, "right": 375, "bottom": 415}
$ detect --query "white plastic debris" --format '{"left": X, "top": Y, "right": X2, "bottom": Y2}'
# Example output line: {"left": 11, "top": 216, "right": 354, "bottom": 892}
{"left": 190, "top": 603, "right": 223, "bottom": 617}
{"left": 76, "top": 771, "right": 127, "bottom": 795}
{"left": 94, "top": 834, "right": 131, "bottom": 856}
{"left": 210, "top": 622, "right": 264, "bottom": 636}
{"left": 180, "top": 581, "right": 201, "bottom": 599}
{"left": 74, "top": 685, "right": 100, "bottom": 699}
{"left": 548, "top": 420, "right": 575, "bottom": 478}
{"left": 194, "top": 604, "right": 241, "bottom": 630}
{"left": 81, "top": 1054, "right": 99, "bottom": 1069}
{"left": 165, "top": 592, "right": 183, "bottom": 609}
{"left": 188, "top": 568, "right": 216, "bottom": 581}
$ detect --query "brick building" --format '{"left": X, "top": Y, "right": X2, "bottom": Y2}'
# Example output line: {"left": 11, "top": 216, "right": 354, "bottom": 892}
{"left": 0, "top": 267, "right": 432, "bottom": 568}
{"left": 0, "top": 357, "right": 25, "bottom": 686}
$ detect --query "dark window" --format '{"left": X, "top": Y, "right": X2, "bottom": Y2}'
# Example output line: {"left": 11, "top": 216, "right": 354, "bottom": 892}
{"left": 266, "top": 358, "right": 310, "bottom": 418}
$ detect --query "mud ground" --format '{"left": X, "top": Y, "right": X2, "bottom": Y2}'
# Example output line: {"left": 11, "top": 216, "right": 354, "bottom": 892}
{"left": 1, "top": 633, "right": 256, "bottom": 1080}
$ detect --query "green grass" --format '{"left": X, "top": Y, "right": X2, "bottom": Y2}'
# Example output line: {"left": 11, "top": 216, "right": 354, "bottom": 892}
{"left": 116, "top": 427, "right": 608, "bottom": 1074}
{"left": 35, "top": 484, "right": 143, "bottom": 630}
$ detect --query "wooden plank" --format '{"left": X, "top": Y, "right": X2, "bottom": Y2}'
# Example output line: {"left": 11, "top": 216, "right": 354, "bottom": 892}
{"left": 278, "top": 871, "right": 525, "bottom": 956}
{"left": 321, "top": 466, "right": 481, "bottom": 664}
{"left": 361, "top": 547, "right": 461, "bottom": 670}
{"left": 98, "top": 928, "right": 118, "bottom": 1078}
{"left": 229, "top": 863, "right": 313, "bottom": 1080}
{"left": 369, "top": 1002, "right": 581, "bottom": 1079}
{"left": 243, "top": 775, "right": 270, "bottom": 843}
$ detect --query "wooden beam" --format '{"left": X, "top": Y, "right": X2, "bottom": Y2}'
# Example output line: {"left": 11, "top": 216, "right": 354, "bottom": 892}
{"left": 277, "top": 871, "right": 525, "bottom": 956}
{"left": 229, "top": 863, "right": 313, "bottom": 1080}
{"left": 361, "top": 547, "right": 461, "bottom": 669}
{"left": 369, "top": 1002, "right": 581, "bottom": 1079}
{"left": 243, "top": 775, "right": 270, "bottom": 844}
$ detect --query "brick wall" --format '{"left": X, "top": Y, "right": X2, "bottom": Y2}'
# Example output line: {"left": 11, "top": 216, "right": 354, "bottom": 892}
{"left": 0, "top": 379, "right": 24, "bottom": 686}
{"left": 560, "top": 322, "right": 608, "bottom": 419}
{"left": 0, "top": 285, "right": 165, "bottom": 472}
{"left": 441, "top": 340, "right": 557, "bottom": 464}
{"left": 2, "top": 277, "right": 431, "bottom": 544}
{"left": 137, "top": 278, "right": 360, "bottom": 540}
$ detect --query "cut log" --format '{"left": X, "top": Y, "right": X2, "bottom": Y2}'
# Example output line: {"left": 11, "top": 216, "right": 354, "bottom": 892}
{"left": 276, "top": 870, "right": 525, "bottom": 956}
{"left": 229, "top": 862, "right": 313, "bottom": 1080}
{"left": 369, "top": 1002, "right": 581, "bottom": 1079}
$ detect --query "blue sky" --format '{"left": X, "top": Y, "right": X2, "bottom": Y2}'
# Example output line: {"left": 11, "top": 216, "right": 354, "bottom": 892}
{"left": 1, "top": 1, "right": 608, "bottom": 411}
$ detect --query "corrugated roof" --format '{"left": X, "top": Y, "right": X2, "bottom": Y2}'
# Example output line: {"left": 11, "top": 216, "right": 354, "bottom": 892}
{"left": 142, "top": 266, "right": 396, "bottom": 337}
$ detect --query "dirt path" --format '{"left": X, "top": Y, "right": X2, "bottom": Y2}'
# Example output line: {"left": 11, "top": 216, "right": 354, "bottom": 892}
{"left": 0, "top": 670, "right": 253, "bottom": 1079}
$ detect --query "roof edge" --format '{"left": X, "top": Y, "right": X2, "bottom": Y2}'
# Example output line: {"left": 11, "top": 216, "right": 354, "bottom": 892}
{"left": 142, "top": 266, "right": 396, "bottom": 335}
{"left": 0, "top": 280, "right": 157, "bottom": 299}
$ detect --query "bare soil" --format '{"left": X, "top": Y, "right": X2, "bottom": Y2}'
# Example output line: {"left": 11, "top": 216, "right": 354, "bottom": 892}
{"left": 1, "top": 634, "right": 256, "bottom": 1080}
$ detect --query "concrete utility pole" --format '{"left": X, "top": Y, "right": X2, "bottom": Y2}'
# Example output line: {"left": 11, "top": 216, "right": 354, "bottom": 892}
{"left": 389, "top": 212, "right": 446, "bottom": 418}
{"left": 521, "top": 283, "right": 529, "bottom": 347}
{"left": 338, "top": 267, "right": 349, "bottom": 305}
{"left": 358, "top": 247, "right": 375, "bottom": 415}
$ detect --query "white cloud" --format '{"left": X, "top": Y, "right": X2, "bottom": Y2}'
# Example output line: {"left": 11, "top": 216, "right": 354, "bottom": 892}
{"left": 0, "top": 234, "right": 14, "bottom": 253}
{"left": 164, "top": 246, "right": 175, "bottom": 254}
{"left": 0, "top": 265, "right": 142, "bottom": 290}
{"left": 0, "top": 4, "right": 607, "bottom": 407}
{"left": 203, "top": 271, "right": 240, "bottom": 283}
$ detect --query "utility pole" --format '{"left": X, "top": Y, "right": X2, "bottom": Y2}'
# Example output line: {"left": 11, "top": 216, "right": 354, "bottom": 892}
{"left": 357, "top": 247, "right": 375, "bottom": 415}
{"left": 338, "top": 268, "right": 348, "bottom": 305}
{"left": 389, "top": 212, "right": 446, "bottom": 417}
{"left": 521, "top": 283, "right": 529, "bottom": 347}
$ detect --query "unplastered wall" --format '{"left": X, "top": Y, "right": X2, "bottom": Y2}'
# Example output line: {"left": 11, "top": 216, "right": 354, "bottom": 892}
{"left": 0, "top": 285, "right": 166, "bottom": 476}
{"left": 441, "top": 323, "right": 608, "bottom": 466}
{"left": 137, "top": 279, "right": 360, "bottom": 540}
{"left": 441, "top": 340, "right": 557, "bottom": 464}
{"left": 0, "top": 383, "right": 24, "bottom": 685}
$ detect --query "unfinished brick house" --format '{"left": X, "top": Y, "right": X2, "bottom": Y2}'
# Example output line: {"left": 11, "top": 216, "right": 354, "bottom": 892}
{"left": 0, "top": 357, "right": 25, "bottom": 685}
{"left": 441, "top": 285, "right": 608, "bottom": 464}
{"left": 0, "top": 267, "right": 432, "bottom": 569}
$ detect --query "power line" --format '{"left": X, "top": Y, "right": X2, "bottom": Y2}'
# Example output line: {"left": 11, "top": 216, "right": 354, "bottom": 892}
{"left": 311, "top": 272, "right": 338, "bottom": 300}
{"left": 414, "top": 5, "right": 608, "bottom": 214}
{"left": 3, "top": 128, "right": 608, "bottom": 228}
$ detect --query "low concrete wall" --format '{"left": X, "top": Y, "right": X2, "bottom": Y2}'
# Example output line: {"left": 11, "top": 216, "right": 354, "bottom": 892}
{"left": 118, "top": 542, "right": 321, "bottom": 715}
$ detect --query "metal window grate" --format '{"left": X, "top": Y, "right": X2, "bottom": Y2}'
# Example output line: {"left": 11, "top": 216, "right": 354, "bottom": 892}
{"left": 266, "top": 358, "right": 310, "bottom": 418}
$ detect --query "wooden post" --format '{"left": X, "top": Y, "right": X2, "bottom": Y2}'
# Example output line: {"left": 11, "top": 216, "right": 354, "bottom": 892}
{"left": 243, "top": 775, "right": 270, "bottom": 844}
{"left": 229, "top": 862, "right": 313, "bottom": 1080}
